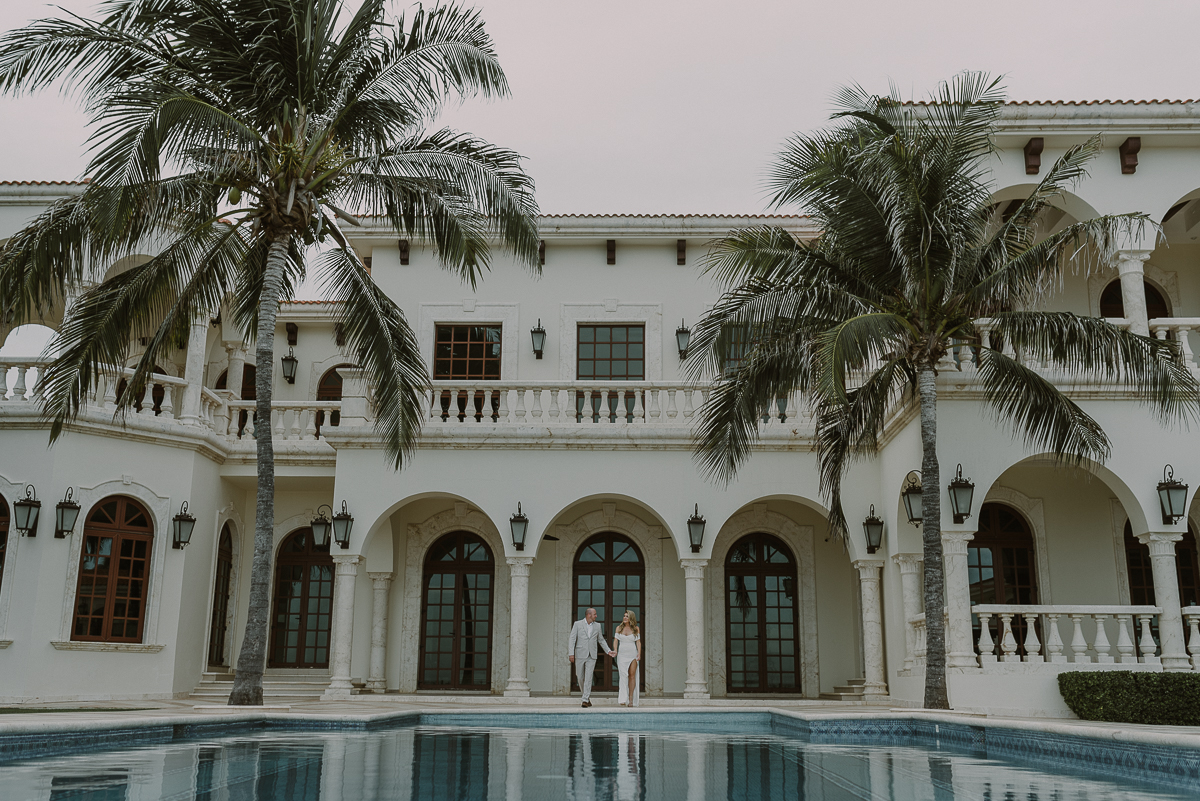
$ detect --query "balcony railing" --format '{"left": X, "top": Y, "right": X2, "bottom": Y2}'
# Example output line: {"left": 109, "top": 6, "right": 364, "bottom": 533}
{"left": 972, "top": 604, "right": 1162, "bottom": 665}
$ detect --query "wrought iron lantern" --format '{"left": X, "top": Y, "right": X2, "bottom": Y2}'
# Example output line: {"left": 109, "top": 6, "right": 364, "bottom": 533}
{"left": 55, "top": 487, "right": 81, "bottom": 538}
{"left": 1158, "top": 464, "right": 1189, "bottom": 525}
{"left": 863, "top": 504, "right": 884, "bottom": 554}
{"left": 687, "top": 504, "right": 706, "bottom": 553}
{"left": 901, "top": 472, "right": 922, "bottom": 526}
{"left": 676, "top": 320, "right": 691, "bottom": 360}
{"left": 311, "top": 504, "right": 333, "bottom": 547}
{"left": 172, "top": 501, "right": 196, "bottom": 549}
{"left": 13, "top": 485, "right": 40, "bottom": 537}
{"left": 281, "top": 347, "right": 299, "bottom": 384}
{"left": 947, "top": 464, "right": 976, "bottom": 524}
{"left": 510, "top": 503, "right": 529, "bottom": 551}
{"left": 331, "top": 501, "right": 354, "bottom": 549}
{"left": 530, "top": 320, "right": 547, "bottom": 359}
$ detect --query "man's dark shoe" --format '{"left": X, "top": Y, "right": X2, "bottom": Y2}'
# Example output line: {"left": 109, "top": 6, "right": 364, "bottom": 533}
{"left": 582, "top": 701, "right": 591, "bottom": 708}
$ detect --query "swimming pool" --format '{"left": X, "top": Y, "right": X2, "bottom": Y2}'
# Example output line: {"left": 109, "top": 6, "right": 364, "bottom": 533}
{"left": 1, "top": 712, "right": 1197, "bottom": 800}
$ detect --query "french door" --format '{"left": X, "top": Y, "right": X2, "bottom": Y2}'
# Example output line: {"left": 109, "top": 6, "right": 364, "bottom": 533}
{"left": 418, "top": 531, "right": 495, "bottom": 690}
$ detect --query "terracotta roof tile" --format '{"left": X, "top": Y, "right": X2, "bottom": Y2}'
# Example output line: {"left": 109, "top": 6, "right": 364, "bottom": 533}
{"left": 0, "top": 179, "right": 88, "bottom": 186}
{"left": 540, "top": 213, "right": 807, "bottom": 219}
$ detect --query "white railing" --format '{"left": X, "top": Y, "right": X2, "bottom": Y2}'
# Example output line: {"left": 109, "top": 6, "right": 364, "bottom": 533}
{"left": 0, "top": 358, "right": 45, "bottom": 401}
{"left": 225, "top": 400, "right": 341, "bottom": 440}
{"left": 423, "top": 382, "right": 808, "bottom": 431}
{"left": 973, "top": 605, "right": 1162, "bottom": 666}
{"left": 1184, "top": 606, "right": 1200, "bottom": 670}
{"left": 1150, "top": 317, "right": 1200, "bottom": 369}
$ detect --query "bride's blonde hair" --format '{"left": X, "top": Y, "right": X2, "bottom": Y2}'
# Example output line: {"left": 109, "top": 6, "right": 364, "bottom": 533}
{"left": 621, "top": 610, "right": 639, "bottom": 635}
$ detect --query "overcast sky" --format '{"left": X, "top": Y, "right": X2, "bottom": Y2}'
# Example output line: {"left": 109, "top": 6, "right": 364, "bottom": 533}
{"left": 0, "top": 0, "right": 1198, "bottom": 216}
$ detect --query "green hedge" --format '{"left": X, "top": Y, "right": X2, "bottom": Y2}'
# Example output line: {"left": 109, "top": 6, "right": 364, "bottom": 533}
{"left": 1058, "top": 671, "right": 1200, "bottom": 726}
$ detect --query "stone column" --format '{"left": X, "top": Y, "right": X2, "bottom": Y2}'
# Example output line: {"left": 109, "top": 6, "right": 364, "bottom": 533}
{"left": 504, "top": 557, "right": 534, "bottom": 696}
{"left": 179, "top": 313, "right": 210, "bottom": 425}
{"left": 680, "top": 558, "right": 710, "bottom": 699}
{"left": 323, "top": 554, "right": 362, "bottom": 699}
{"left": 853, "top": 558, "right": 887, "bottom": 697}
{"left": 893, "top": 554, "right": 923, "bottom": 671}
{"left": 366, "top": 572, "right": 393, "bottom": 692}
{"left": 1116, "top": 249, "right": 1153, "bottom": 336}
{"left": 1139, "top": 532, "right": 1191, "bottom": 670}
{"left": 686, "top": 735, "right": 707, "bottom": 801}
{"left": 224, "top": 344, "right": 246, "bottom": 398}
{"left": 941, "top": 532, "right": 978, "bottom": 668}
{"left": 504, "top": 730, "right": 527, "bottom": 799}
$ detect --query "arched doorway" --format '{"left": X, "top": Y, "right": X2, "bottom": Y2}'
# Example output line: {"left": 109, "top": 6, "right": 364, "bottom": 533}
{"left": 418, "top": 531, "right": 495, "bottom": 690}
{"left": 1100, "top": 279, "right": 1170, "bottom": 320}
{"left": 207, "top": 524, "right": 234, "bottom": 667}
{"left": 315, "top": 363, "right": 353, "bottom": 435}
{"left": 71, "top": 496, "right": 154, "bottom": 643}
{"left": 268, "top": 528, "right": 333, "bottom": 668}
{"left": 724, "top": 533, "right": 800, "bottom": 692}
{"left": 1124, "top": 520, "right": 1200, "bottom": 607}
{"left": 573, "top": 533, "right": 645, "bottom": 693}
{"left": 0, "top": 495, "right": 8, "bottom": 596}
{"left": 970, "top": 502, "right": 1039, "bottom": 654}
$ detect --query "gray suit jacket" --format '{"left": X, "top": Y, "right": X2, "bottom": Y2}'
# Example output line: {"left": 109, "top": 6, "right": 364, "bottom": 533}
{"left": 568, "top": 619, "right": 608, "bottom": 660}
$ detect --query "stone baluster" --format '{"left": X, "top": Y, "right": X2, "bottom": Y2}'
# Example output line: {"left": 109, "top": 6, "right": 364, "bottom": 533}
{"left": 546, "top": 388, "right": 559, "bottom": 422}
{"left": 666, "top": 388, "right": 678, "bottom": 421}
{"left": 614, "top": 389, "right": 627, "bottom": 425}
{"left": 1116, "top": 615, "right": 1137, "bottom": 664}
{"left": 646, "top": 388, "right": 660, "bottom": 421}
{"left": 273, "top": 408, "right": 285, "bottom": 439}
{"left": 305, "top": 408, "right": 318, "bottom": 439}
{"left": 136, "top": 380, "right": 154, "bottom": 416}
{"left": 157, "top": 382, "right": 174, "bottom": 418}
{"left": 681, "top": 558, "right": 710, "bottom": 699}
{"left": 1138, "top": 615, "right": 1160, "bottom": 664}
{"left": 976, "top": 612, "right": 996, "bottom": 665}
{"left": 1185, "top": 613, "right": 1200, "bottom": 670}
{"left": 493, "top": 387, "right": 507, "bottom": 422}
{"left": 1069, "top": 614, "right": 1089, "bottom": 662}
{"left": 1045, "top": 613, "right": 1066, "bottom": 663}
{"left": 366, "top": 572, "right": 393, "bottom": 692}
{"left": 12, "top": 366, "right": 28, "bottom": 401}
{"left": 999, "top": 614, "right": 1019, "bottom": 661}
{"left": 1093, "top": 615, "right": 1113, "bottom": 663}
{"left": 599, "top": 388, "right": 611, "bottom": 423}
{"left": 0, "top": 365, "right": 8, "bottom": 401}
{"left": 323, "top": 555, "right": 362, "bottom": 700}
{"left": 682, "top": 388, "right": 695, "bottom": 419}
{"left": 504, "top": 557, "right": 534, "bottom": 697}
{"left": 1175, "top": 325, "right": 1195, "bottom": 367}
{"left": 580, "top": 388, "right": 592, "bottom": 423}
{"left": 893, "top": 554, "right": 923, "bottom": 671}
{"left": 632, "top": 388, "right": 645, "bottom": 423}
{"left": 529, "top": 387, "right": 543, "bottom": 420}
{"left": 1022, "top": 613, "right": 1043, "bottom": 663}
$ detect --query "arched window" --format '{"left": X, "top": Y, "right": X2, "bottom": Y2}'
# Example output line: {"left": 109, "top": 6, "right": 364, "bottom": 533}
{"left": 207, "top": 524, "right": 235, "bottom": 667}
{"left": 725, "top": 533, "right": 800, "bottom": 692}
{"left": 268, "top": 528, "right": 334, "bottom": 668}
{"left": 1100, "top": 279, "right": 1170, "bottom": 320}
{"left": 214, "top": 365, "right": 257, "bottom": 400}
{"left": 970, "top": 503, "right": 1039, "bottom": 654}
{"left": 1124, "top": 520, "right": 1200, "bottom": 607}
{"left": 71, "top": 496, "right": 154, "bottom": 643}
{"left": 419, "top": 531, "right": 495, "bottom": 690}
{"left": 573, "top": 533, "right": 645, "bottom": 692}
{"left": 115, "top": 366, "right": 167, "bottom": 415}
{"left": 315, "top": 364, "right": 353, "bottom": 435}
{"left": 0, "top": 495, "right": 8, "bottom": 597}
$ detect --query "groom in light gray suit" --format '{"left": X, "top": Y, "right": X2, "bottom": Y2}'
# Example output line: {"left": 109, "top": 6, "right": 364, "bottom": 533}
{"left": 568, "top": 607, "right": 615, "bottom": 707}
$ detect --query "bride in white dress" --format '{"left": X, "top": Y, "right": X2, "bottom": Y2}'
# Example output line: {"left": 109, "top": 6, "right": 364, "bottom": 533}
{"left": 612, "top": 610, "right": 642, "bottom": 707}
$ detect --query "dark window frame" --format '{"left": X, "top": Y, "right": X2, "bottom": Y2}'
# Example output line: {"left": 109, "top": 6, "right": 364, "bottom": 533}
{"left": 207, "top": 524, "right": 234, "bottom": 667}
{"left": 433, "top": 324, "right": 503, "bottom": 381}
{"left": 571, "top": 532, "right": 646, "bottom": 692}
{"left": 0, "top": 496, "right": 8, "bottom": 598}
{"left": 969, "top": 502, "right": 1039, "bottom": 655}
{"left": 1124, "top": 520, "right": 1200, "bottom": 608}
{"left": 268, "top": 528, "right": 334, "bottom": 668}
{"left": 71, "top": 496, "right": 154, "bottom": 644}
{"left": 418, "top": 531, "right": 496, "bottom": 690}
{"left": 724, "top": 533, "right": 801, "bottom": 693}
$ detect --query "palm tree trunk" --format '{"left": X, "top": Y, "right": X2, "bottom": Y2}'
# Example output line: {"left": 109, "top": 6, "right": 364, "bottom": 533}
{"left": 228, "top": 234, "right": 290, "bottom": 706}
{"left": 918, "top": 366, "right": 949, "bottom": 709}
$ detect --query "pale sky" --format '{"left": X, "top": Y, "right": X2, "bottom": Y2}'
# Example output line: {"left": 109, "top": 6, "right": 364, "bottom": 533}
{"left": 1, "top": 0, "right": 1198, "bottom": 216}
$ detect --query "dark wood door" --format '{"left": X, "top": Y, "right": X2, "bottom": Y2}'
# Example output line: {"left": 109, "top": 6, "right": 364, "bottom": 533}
{"left": 725, "top": 533, "right": 801, "bottom": 692}
{"left": 418, "top": 531, "right": 495, "bottom": 690}
{"left": 572, "top": 533, "right": 645, "bottom": 692}
{"left": 268, "top": 528, "right": 333, "bottom": 668}
{"left": 207, "top": 524, "right": 234, "bottom": 667}
{"left": 970, "top": 503, "right": 1039, "bottom": 655}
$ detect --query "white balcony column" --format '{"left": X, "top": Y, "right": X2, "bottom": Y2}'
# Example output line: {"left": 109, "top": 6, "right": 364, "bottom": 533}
{"left": 941, "top": 531, "right": 978, "bottom": 668}
{"left": 323, "top": 554, "right": 362, "bottom": 699}
{"left": 853, "top": 558, "right": 888, "bottom": 697}
{"left": 224, "top": 344, "right": 246, "bottom": 399}
{"left": 1116, "top": 249, "right": 1153, "bottom": 336}
{"left": 680, "top": 558, "right": 710, "bottom": 699}
{"left": 504, "top": 556, "right": 534, "bottom": 696}
{"left": 366, "top": 571, "right": 393, "bottom": 693}
{"left": 179, "top": 313, "right": 210, "bottom": 425}
{"left": 1138, "top": 532, "right": 1192, "bottom": 670}
{"left": 504, "top": 730, "right": 528, "bottom": 800}
{"left": 338, "top": 367, "right": 371, "bottom": 427}
{"left": 892, "top": 553, "right": 923, "bottom": 670}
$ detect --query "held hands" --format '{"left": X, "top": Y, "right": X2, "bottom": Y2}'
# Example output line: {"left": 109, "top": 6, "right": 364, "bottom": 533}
{"left": 568, "top": 655, "right": 575, "bottom": 663}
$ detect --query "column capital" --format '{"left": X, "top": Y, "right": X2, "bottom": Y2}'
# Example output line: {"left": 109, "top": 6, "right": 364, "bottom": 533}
{"left": 940, "top": 531, "right": 974, "bottom": 554}
{"left": 506, "top": 556, "right": 534, "bottom": 577}
{"left": 1139, "top": 531, "right": 1183, "bottom": 556}
{"left": 851, "top": 558, "right": 885, "bottom": 575}
{"left": 332, "top": 554, "right": 362, "bottom": 573}
{"left": 367, "top": 571, "right": 394, "bottom": 583}
{"left": 679, "top": 558, "right": 709, "bottom": 578}
{"left": 1116, "top": 249, "right": 1153, "bottom": 273}
{"left": 892, "top": 553, "right": 923, "bottom": 572}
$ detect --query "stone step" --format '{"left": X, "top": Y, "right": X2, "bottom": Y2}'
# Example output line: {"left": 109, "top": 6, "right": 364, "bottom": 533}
{"left": 832, "top": 685, "right": 866, "bottom": 695}
{"left": 817, "top": 692, "right": 869, "bottom": 702}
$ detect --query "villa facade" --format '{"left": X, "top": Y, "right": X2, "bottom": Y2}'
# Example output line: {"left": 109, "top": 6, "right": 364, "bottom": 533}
{"left": 3, "top": 101, "right": 1200, "bottom": 716}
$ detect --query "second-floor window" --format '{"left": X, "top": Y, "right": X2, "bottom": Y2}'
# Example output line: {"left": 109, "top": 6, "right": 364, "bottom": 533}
{"left": 434, "top": 325, "right": 502, "bottom": 380}
{"left": 578, "top": 324, "right": 644, "bottom": 421}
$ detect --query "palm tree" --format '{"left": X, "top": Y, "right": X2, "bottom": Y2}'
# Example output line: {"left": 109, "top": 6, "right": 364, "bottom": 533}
{"left": 688, "top": 73, "right": 1198, "bottom": 709}
{"left": 0, "top": 0, "right": 539, "bottom": 705}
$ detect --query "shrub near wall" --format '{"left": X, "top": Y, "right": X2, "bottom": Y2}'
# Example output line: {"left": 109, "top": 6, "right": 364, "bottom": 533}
{"left": 1058, "top": 672, "right": 1200, "bottom": 726}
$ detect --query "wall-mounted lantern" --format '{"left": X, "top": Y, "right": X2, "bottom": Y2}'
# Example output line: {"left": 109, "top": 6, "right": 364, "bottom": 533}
{"left": 331, "top": 501, "right": 354, "bottom": 549}
{"left": 311, "top": 504, "right": 333, "bottom": 547}
{"left": 901, "top": 472, "right": 922, "bottom": 527}
{"left": 947, "top": 464, "right": 976, "bottom": 524}
{"left": 863, "top": 505, "right": 884, "bottom": 554}
{"left": 676, "top": 320, "right": 691, "bottom": 360}
{"left": 530, "top": 320, "right": 546, "bottom": 359}
{"left": 55, "top": 487, "right": 81, "bottom": 538}
{"left": 687, "top": 504, "right": 706, "bottom": 553}
{"left": 13, "top": 485, "right": 40, "bottom": 537}
{"left": 172, "top": 501, "right": 196, "bottom": 549}
{"left": 281, "top": 347, "right": 299, "bottom": 384}
{"left": 1158, "top": 464, "right": 1189, "bottom": 525}
{"left": 510, "top": 503, "right": 529, "bottom": 551}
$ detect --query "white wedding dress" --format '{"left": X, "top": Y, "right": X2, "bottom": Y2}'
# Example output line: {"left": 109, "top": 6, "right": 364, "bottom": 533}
{"left": 615, "top": 631, "right": 640, "bottom": 706}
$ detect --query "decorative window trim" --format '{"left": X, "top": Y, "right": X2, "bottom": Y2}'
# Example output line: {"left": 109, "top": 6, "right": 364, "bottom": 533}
{"left": 982, "top": 486, "right": 1052, "bottom": 604}
{"left": 418, "top": 303, "right": 519, "bottom": 380}
{"left": 559, "top": 303, "right": 663, "bottom": 380}
{"left": 201, "top": 505, "right": 244, "bottom": 670}
{"left": 50, "top": 641, "right": 164, "bottom": 653}
{"left": 306, "top": 352, "right": 355, "bottom": 399}
{"left": 57, "top": 481, "right": 172, "bottom": 645}
{"left": 0, "top": 472, "right": 28, "bottom": 644}
{"left": 1087, "top": 262, "right": 1179, "bottom": 317}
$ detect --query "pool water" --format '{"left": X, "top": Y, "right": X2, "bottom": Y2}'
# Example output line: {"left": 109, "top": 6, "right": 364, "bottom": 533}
{"left": 0, "top": 724, "right": 1195, "bottom": 800}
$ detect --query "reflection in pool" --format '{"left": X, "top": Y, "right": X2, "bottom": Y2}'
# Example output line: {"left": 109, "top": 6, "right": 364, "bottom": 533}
{"left": 1, "top": 725, "right": 1193, "bottom": 800}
